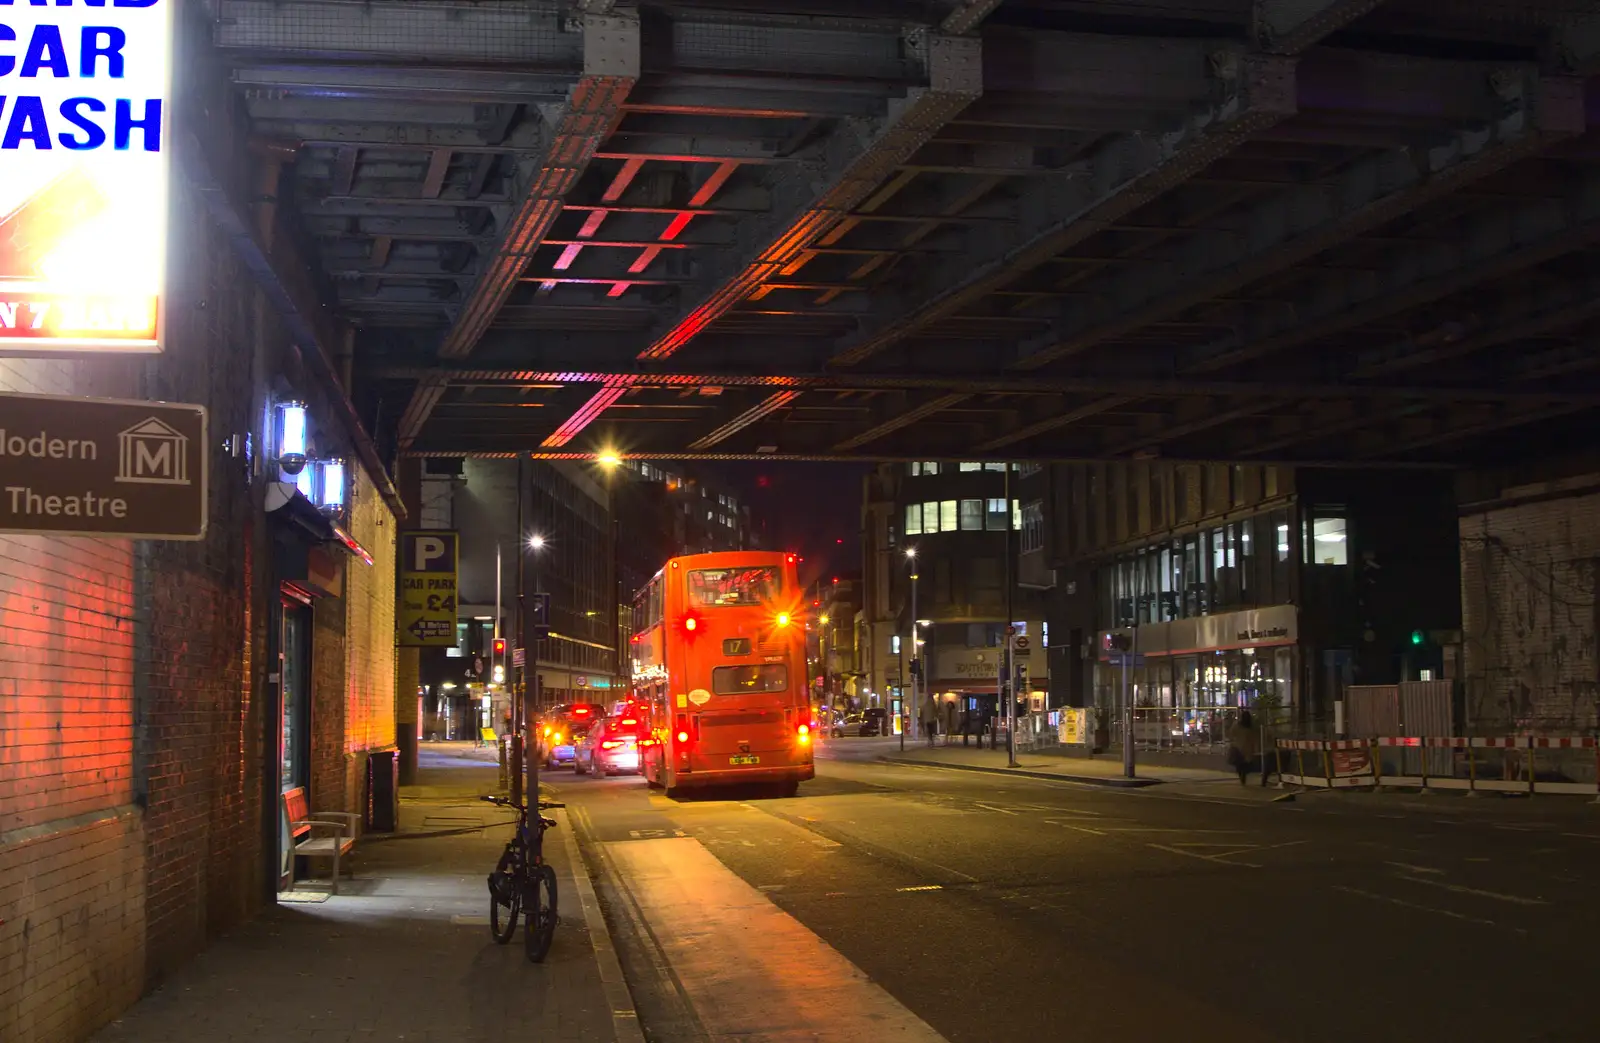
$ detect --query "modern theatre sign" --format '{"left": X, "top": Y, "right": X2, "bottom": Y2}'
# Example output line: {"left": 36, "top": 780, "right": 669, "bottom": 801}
{"left": 0, "top": 391, "right": 206, "bottom": 538}
{"left": 0, "top": 0, "right": 174, "bottom": 353}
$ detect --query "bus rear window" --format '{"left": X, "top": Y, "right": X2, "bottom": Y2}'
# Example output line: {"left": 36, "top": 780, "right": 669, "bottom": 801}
{"left": 688, "top": 567, "right": 781, "bottom": 608}
{"left": 712, "top": 663, "right": 789, "bottom": 695}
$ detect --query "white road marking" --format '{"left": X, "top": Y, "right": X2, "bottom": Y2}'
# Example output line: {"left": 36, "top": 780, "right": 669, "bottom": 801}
{"left": 1334, "top": 885, "right": 1505, "bottom": 929}
{"left": 1148, "top": 843, "right": 1262, "bottom": 869}
{"left": 897, "top": 885, "right": 943, "bottom": 892}
{"left": 1391, "top": 874, "right": 1548, "bottom": 907}
{"left": 973, "top": 802, "right": 1020, "bottom": 815}
{"left": 1062, "top": 824, "right": 1106, "bottom": 836}
{"left": 1386, "top": 862, "right": 1446, "bottom": 876}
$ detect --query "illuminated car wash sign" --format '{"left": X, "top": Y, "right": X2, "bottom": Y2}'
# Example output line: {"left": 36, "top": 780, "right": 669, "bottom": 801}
{"left": 0, "top": 0, "right": 172, "bottom": 354}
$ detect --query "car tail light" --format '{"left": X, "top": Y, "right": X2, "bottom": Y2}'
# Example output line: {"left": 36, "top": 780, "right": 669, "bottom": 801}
{"left": 621, "top": 718, "right": 637, "bottom": 726}
{"left": 601, "top": 739, "right": 625, "bottom": 750}
{"left": 797, "top": 723, "right": 811, "bottom": 745}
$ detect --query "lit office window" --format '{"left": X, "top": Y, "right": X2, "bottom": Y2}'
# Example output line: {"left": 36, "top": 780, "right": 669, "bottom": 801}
{"left": 985, "top": 498, "right": 1008, "bottom": 530}
{"left": 959, "top": 499, "right": 983, "bottom": 530}
{"left": 939, "top": 500, "right": 957, "bottom": 532}
{"left": 960, "top": 462, "right": 982, "bottom": 472}
{"left": 1310, "top": 516, "right": 1348, "bottom": 566}
{"left": 906, "top": 504, "right": 923, "bottom": 536}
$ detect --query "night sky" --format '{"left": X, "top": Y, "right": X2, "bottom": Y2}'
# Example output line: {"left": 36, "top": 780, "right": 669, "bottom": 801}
{"left": 714, "top": 462, "right": 869, "bottom": 586}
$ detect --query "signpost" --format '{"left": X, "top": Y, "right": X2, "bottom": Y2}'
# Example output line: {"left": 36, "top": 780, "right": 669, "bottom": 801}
{"left": 399, "top": 531, "right": 458, "bottom": 647}
{"left": 0, "top": 1, "right": 175, "bottom": 354}
{"left": 0, "top": 392, "right": 205, "bottom": 538}
{"left": 1106, "top": 649, "right": 1145, "bottom": 778}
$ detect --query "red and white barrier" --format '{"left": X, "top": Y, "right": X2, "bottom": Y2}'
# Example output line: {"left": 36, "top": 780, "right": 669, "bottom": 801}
{"left": 1272, "top": 734, "right": 1600, "bottom": 797}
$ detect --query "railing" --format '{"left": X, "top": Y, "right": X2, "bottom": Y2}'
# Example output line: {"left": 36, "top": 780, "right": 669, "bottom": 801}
{"left": 1269, "top": 735, "right": 1600, "bottom": 797}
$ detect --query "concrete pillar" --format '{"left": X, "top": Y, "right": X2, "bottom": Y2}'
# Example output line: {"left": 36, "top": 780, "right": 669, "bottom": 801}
{"left": 395, "top": 458, "right": 423, "bottom": 784}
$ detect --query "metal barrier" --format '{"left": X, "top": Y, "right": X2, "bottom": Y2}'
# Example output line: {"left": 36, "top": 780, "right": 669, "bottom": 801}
{"left": 1272, "top": 739, "right": 1376, "bottom": 789}
{"left": 1272, "top": 735, "right": 1600, "bottom": 797}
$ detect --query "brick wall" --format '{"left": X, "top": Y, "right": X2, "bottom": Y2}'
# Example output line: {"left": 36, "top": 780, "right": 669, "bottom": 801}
{"left": 1460, "top": 484, "right": 1600, "bottom": 737}
{"left": 0, "top": 359, "right": 147, "bottom": 1043}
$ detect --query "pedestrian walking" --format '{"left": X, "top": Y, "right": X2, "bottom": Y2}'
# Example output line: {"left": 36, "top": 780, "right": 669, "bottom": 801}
{"left": 942, "top": 698, "right": 958, "bottom": 747}
{"left": 1227, "top": 709, "right": 1267, "bottom": 786}
{"left": 921, "top": 693, "right": 939, "bottom": 747}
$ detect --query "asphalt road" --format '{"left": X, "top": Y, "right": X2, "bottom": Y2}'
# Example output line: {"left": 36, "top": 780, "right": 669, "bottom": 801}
{"left": 547, "top": 737, "right": 1600, "bottom": 1043}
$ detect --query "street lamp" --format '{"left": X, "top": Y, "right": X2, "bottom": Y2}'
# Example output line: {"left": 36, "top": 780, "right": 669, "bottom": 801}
{"left": 902, "top": 546, "right": 919, "bottom": 751}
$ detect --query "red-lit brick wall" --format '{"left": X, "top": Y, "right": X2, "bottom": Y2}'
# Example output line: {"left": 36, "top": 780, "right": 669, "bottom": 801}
{"left": 0, "top": 357, "right": 149, "bottom": 1041}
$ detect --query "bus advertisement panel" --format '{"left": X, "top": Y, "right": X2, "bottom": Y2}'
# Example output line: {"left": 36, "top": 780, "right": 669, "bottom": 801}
{"left": 630, "top": 551, "right": 813, "bottom": 796}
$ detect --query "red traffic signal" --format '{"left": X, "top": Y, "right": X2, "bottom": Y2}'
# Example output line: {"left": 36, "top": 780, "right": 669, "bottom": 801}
{"left": 492, "top": 637, "right": 507, "bottom": 657}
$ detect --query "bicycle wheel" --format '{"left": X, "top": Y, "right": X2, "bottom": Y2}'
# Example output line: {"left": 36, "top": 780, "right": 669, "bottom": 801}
{"left": 523, "top": 862, "right": 558, "bottom": 963}
{"left": 488, "top": 849, "right": 521, "bottom": 944}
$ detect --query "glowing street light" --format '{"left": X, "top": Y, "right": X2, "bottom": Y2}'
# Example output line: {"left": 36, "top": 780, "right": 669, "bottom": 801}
{"left": 597, "top": 450, "right": 622, "bottom": 468}
{"left": 527, "top": 533, "right": 546, "bottom": 550}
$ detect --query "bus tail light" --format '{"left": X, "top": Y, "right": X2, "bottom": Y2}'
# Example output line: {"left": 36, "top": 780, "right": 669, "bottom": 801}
{"left": 601, "top": 739, "right": 628, "bottom": 750}
{"left": 797, "top": 723, "right": 811, "bottom": 745}
{"left": 676, "top": 731, "right": 690, "bottom": 743}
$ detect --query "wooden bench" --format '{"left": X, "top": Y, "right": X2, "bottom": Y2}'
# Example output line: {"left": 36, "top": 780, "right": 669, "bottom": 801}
{"left": 283, "top": 787, "right": 359, "bottom": 895}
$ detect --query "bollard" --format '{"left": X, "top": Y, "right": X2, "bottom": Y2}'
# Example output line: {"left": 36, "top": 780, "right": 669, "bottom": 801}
{"left": 1465, "top": 742, "right": 1478, "bottom": 797}
{"left": 498, "top": 735, "right": 509, "bottom": 792}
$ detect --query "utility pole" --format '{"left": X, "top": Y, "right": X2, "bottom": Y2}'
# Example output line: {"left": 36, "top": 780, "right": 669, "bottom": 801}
{"left": 1004, "top": 464, "right": 1017, "bottom": 767}
{"left": 1124, "top": 625, "right": 1138, "bottom": 779}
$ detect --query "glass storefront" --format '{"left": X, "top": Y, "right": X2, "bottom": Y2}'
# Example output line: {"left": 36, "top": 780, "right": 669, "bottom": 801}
{"left": 1095, "top": 645, "right": 1297, "bottom": 749}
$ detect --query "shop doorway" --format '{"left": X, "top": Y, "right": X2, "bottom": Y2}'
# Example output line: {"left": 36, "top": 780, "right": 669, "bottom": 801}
{"left": 276, "top": 594, "right": 312, "bottom": 889}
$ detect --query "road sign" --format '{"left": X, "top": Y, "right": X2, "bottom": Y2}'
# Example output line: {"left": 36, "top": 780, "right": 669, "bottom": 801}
{"left": 512, "top": 647, "right": 525, "bottom": 668}
{"left": 399, "top": 531, "right": 458, "bottom": 647}
{"left": 0, "top": 392, "right": 207, "bottom": 539}
{"left": 1106, "top": 653, "right": 1146, "bottom": 668}
{"left": 1013, "top": 635, "right": 1032, "bottom": 656}
{"left": 530, "top": 591, "right": 551, "bottom": 640}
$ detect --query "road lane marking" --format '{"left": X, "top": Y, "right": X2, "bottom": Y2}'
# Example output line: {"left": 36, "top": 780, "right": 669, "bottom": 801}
{"left": 973, "top": 802, "right": 1020, "bottom": 815}
{"left": 1062, "top": 824, "right": 1107, "bottom": 836}
{"left": 1148, "top": 843, "right": 1262, "bottom": 869}
{"left": 605, "top": 838, "right": 951, "bottom": 1042}
{"left": 1333, "top": 885, "right": 1506, "bottom": 929}
{"left": 1390, "top": 873, "right": 1548, "bottom": 907}
{"left": 897, "top": 885, "right": 943, "bottom": 892}
{"left": 1386, "top": 862, "right": 1445, "bottom": 876}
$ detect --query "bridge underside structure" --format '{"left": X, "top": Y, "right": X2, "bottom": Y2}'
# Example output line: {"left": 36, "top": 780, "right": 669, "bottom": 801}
{"left": 212, "top": 0, "right": 1600, "bottom": 466}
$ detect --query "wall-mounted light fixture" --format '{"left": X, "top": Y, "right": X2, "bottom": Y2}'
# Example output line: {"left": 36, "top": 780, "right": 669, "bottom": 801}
{"left": 318, "top": 459, "right": 346, "bottom": 512}
{"left": 274, "top": 401, "right": 309, "bottom": 475}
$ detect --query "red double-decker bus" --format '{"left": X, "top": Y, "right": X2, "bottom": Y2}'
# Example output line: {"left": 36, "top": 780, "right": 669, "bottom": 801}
{"left": 630, "top": 551, "right": 814, "bottom": 797}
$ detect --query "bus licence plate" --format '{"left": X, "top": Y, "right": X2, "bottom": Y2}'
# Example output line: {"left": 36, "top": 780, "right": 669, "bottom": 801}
{"left": 729, "top": 755, "right": 760, "bottom": 766}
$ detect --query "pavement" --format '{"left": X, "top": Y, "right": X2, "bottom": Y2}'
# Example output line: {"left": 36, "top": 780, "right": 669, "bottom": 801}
{"left": 91, "top": 744, "right": 631, "bottom": 1043}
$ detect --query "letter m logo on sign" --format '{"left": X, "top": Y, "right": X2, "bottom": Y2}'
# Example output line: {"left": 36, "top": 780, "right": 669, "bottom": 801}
{"left": 116, "top": 418, "right": 191, "bottom": 486}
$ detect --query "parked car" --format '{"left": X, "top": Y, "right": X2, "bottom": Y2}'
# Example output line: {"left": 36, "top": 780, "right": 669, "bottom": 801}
{"left": 575, "top": 712, "right": 646, "bottom": 777}
{"left": 832, "top": 713, "right": 864, "bottom": 738}
{"left": 860, "top": 708, "right": 888, "bottom": 736}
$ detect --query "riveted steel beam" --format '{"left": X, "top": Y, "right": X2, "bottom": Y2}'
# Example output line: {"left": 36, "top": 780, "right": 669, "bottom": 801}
{"left": 1183, "top": 164, "right": 1600, "bottom": 374}
{"left": 1015, "top": 68, "right": 1585, "bottom": 370}
{"left": 539, "top": 32, "right": 983, "bottom": 451}
{"left": 941, "top": 0, "right": 1005, "bottom": 35}
{"left": 830, "top": 50, "right": 1297, "bottom": 368}
{"left": 686, "top": 391, "right": 804, "bottom": 450}
{"left": 1252, "top": 0, "right": 1391, "bottom": 56}
{"left": 396, "top": 13, "right": 638, "bottom": 448}
{"left": 833, "top": 393, "right": 973, "bottom": 451}
{"left": 974, "top": 398, "right": 1133, "bottom": 453}
{"left": 640, "top": 34, "right": 981, "bottom": 363}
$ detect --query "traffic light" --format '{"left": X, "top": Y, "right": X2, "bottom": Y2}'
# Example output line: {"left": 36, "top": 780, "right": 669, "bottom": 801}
{"left": 1410, "top": 629, "right": 1425, "bottom": 646}
{"left": 1102, "top": 632, "right": 1131, "bottom": 653}
{"left": 1015, "top": 664, "right": 1029, "bottom": 692}
{"left": 492, "top": 637, "right": 507, "bottom": 658}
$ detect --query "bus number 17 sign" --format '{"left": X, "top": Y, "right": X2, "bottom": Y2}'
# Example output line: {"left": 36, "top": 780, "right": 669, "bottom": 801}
{"left": 0, "top": 0, "right": 174, "bottom": 354}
